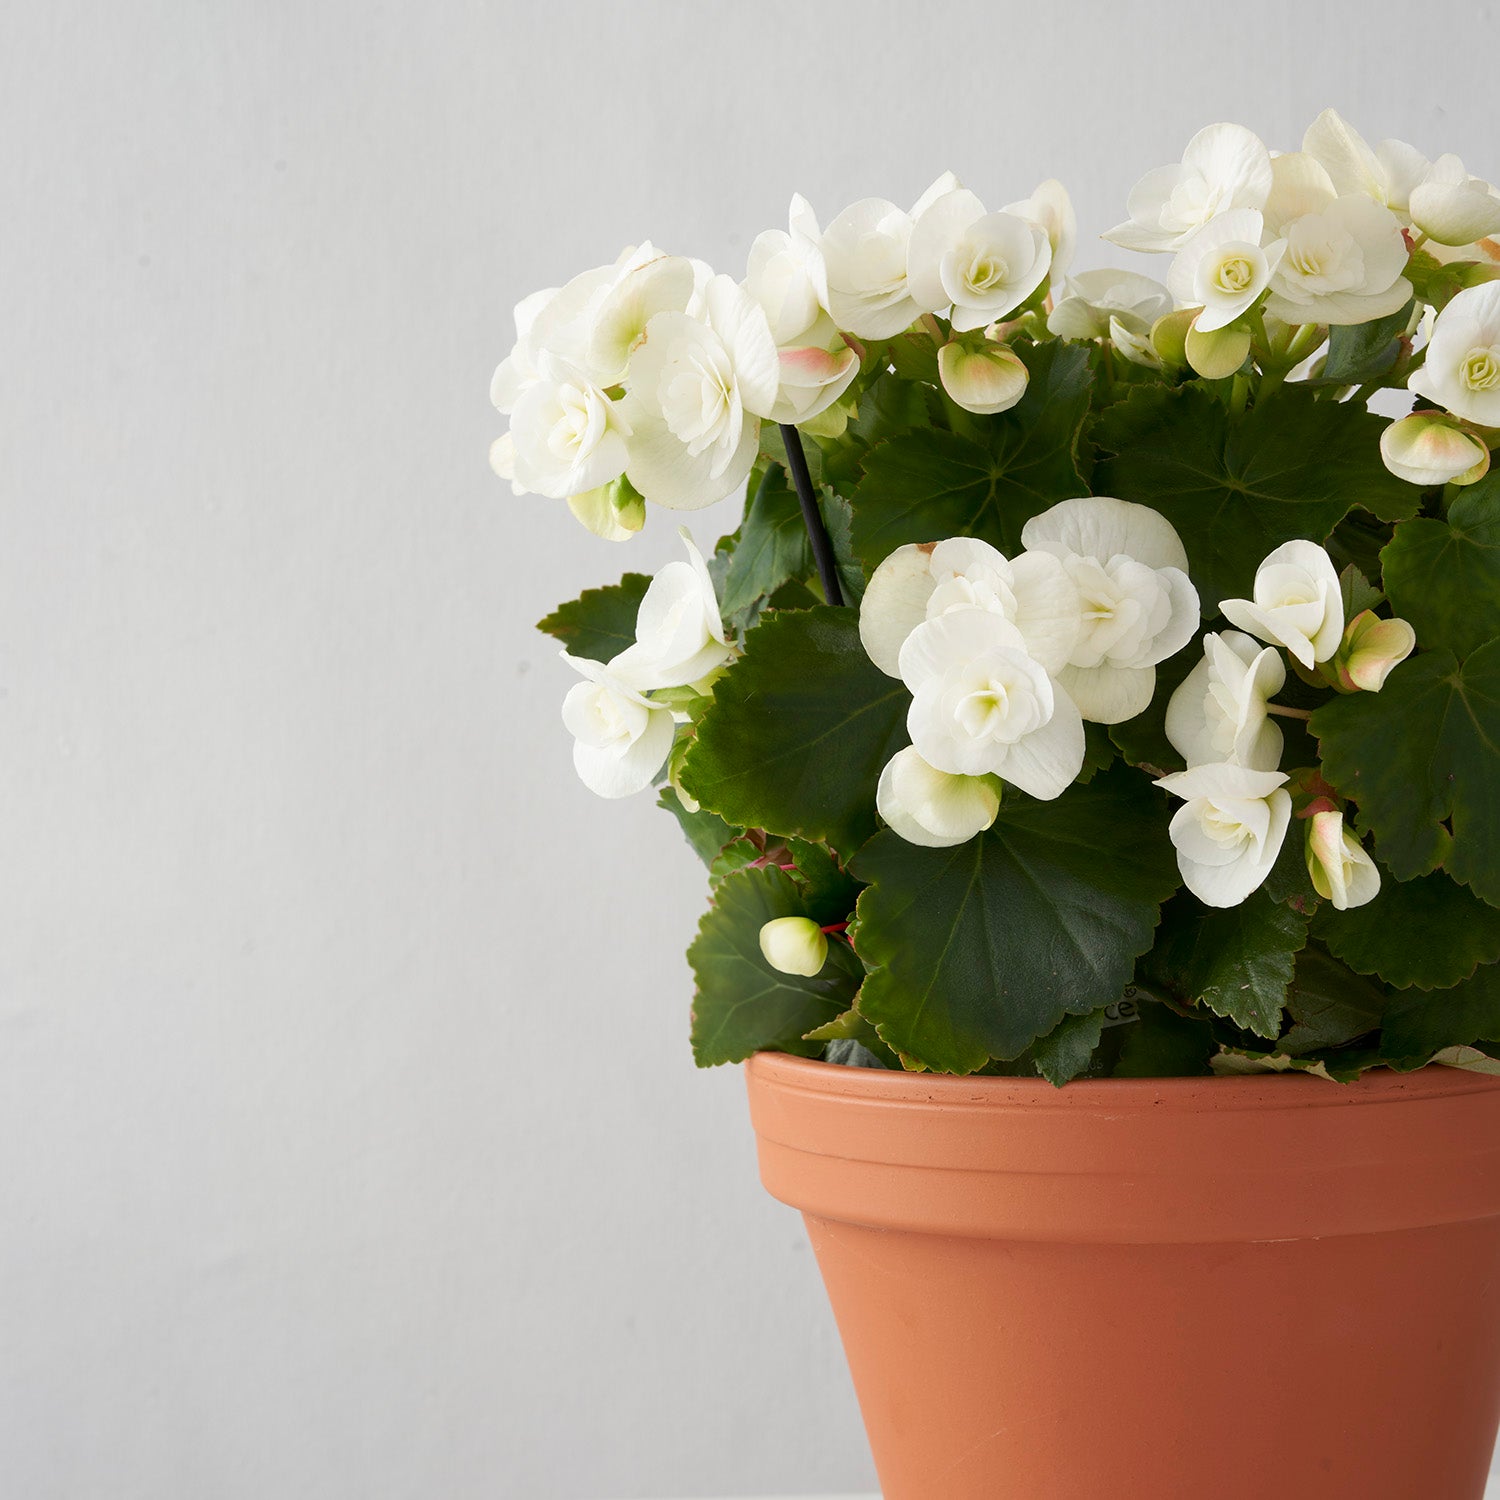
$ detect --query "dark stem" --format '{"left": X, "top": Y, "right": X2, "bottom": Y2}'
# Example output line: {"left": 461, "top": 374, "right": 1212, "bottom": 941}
{"left": 778, "top": 423, "right": 844, "bottom": 607}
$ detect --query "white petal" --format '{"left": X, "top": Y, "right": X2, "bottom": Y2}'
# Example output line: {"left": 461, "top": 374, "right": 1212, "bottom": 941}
{"left": 1058, "top": 662, "right": 1156, "bottom": 725}
{"left": 706, "top": 274, "right": 781, "bottom": 418}
{"left": 906, "top": 188, "right": 987, "bottom": 312}
{"left": 876, "top": 746, "right": 999, "bottom": 847}
{"left": 995, "top": 686, "right": 1085, "bottom": 800}
{"left": 572, "top": 708, "right": 675, "bottom": 799}
{"left": 1021, "top": 495, "right": 1191, "bottom": 573}
{"left": 897, "top": 608, "right": 1028, "bottom": 691}
{"left": 1005, "top": 551, "right": 1082, "bottom": 675}
{"left": 860, "top": 544, "right": 939, "bottom": 677}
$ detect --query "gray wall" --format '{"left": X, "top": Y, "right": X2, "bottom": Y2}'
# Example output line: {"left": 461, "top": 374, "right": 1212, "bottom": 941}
{"left": 2, "top": 2, "right": 1495, "bottom": 1496}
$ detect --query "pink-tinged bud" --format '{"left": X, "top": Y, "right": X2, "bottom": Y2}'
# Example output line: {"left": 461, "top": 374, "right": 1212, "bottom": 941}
{"left": 1305, "top": 809, "right": 1381, "bottom": 911}
{"left": 937, "top": 341, "right": 1029, "bottom": 415}
{"left": 1379, "top": 412, "right": 1491, "bottom": 487}
{"left": 1333, "top": 610, "right": 1417, "bottom": 692}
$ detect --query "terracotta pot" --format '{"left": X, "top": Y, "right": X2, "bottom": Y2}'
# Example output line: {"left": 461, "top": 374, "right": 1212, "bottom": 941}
{"left": 746, "top": 1052, "right": 1500, "bottom": 1500}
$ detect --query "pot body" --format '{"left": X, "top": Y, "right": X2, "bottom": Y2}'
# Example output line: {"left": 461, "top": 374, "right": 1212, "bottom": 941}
{"left": 746, "top": 1053, "right": 1500, "bottom": 1500}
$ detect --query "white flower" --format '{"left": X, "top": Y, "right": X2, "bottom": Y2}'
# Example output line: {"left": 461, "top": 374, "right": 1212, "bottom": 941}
{"left": 491, "top": 285, "right": 563, "bottom": 419}
{"left": 744, "top": 196, "right": 828, "bottom": 345}
{"left": 1047, "top": 269, "right": 1173, "bottom": 346}
{"left": 1220, "top": 540, "right": 1345, "bottom": 670}
{"left": 1019, "top": 497, "right": 1200, "bottom": 724}
{"left": 560, "top": 654, "right": 676, "bottom": 799}
{"left": 585, "top": 253, "right": 699, "bottom": 386}
{"left": 819, "top": 172, "right": 959, "bottom": 339}
{"left": 765, "top": 322, "right": 860, "bottom": 425}
{"left": 1104, "top": 123, "right": 1274, "bottom": 253}
{"left": 1379, "top": 412, "right": 1491, "bottom": 487}
{"left": 1302, "top": 110, "right": 1431, "bottom": 217}
{"left": 1165, "top": 631, "right": 1286, "bottom": 773}
{"left": 898, "top": 610, "right": 1085, "bottom": 800}
{"left": 1409, "top": 154, "right": 1500, "bottom": 247}
{"left": 1156, "top": 763, "right": 1292, "bottom": 908}
{"left": 1260, "top": 156, "right": 1412, "bottom": 327}
{"left": 876, "top": 746, "right": 1000, "bottom": 848}
{"left": 1409, "top": 281, "right": 1500, "bottom": 427}
{"left": 1305, "top": 809, "right": 1381, "bottom": 911}
{"left": 937, "top": 341, "right": 1029, "bottom": 414}
{"left": 859, "top": 536, "right": 1080, "bottom": 679}
{"left": 610, "top": 531, "right": 731, "bottom": 690}
{"left": 1167, "top": 210, "right": 1285, "bottom": 333}
{"left": 507, "top": 353, "right": 632, "bottom": 500}
{"left": 906, "top": 188, "right": 1052, "bottom": 332}
{"left": 758, "top": 917, "right": 828, "bottom": 977}
{"left": 620, "top": 275, "right": 779, "bottom": 510}
{"left": 1002, "top": 179, "right": 1077, "bottom": 283}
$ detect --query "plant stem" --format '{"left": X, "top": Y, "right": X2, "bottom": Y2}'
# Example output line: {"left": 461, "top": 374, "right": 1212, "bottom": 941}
{"left": 779, "top": 423, "right": 844, "bottom": 607}
{"left": 1266, "top": 703, "right": 1314, "bottom": 720}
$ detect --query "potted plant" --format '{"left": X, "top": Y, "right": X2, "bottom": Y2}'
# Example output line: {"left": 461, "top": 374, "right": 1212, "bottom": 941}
{"left": 494, "top": 110, "right": 1500, "bottom": 1499}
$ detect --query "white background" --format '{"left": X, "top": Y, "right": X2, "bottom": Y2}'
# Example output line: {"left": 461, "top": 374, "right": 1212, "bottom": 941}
{"left": 2, "top": 2, "right": 1498, "bottom": 1496}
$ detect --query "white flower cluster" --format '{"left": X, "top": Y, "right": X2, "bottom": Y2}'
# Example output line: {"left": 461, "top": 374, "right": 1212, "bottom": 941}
{"left": 857, "top": 496, "right": 1200, "bottom": 847}
{"left": 492, "top": 176, "right": 1075, "bottom": 537}
{"left": 1089, "top": 111, "right": 1500, "bottom": 489}
{"left": 1159, "top": 539, "right": 1409, "bottom": 909}
{"left": 559, "top": 532, "right": 730, "bottom": 797}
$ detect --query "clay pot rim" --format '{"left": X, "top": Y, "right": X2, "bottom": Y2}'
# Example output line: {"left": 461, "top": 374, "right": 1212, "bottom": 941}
{"left": 748, "top": 1048, "right": 1500, "bottom": 1113}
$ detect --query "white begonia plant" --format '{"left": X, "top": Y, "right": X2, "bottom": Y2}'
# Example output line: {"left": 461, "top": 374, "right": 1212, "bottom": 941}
{"left": 1167, "top": 209, "right": 1286, "bottom": 333}
{"left": 1408, "top": 281, "right": 1500, "bottom": 428}
{"left": 1047, "top": 269, "right": 1173, "bottom": 357}
{"left": 1104, "top": 122, "right": 1274, "bottom": 253}
{"left": 1165, "top": 631, "right": 1287, "bottom": 774}
{"left": 1018, "top": 497, "right": 1200, "bottom": 725}
{"left": 897, "top": 610, "right": 1085, "bottom": 801}
{"left": 505, "top": 352, "right": 632, "bottom": 501}
{"left": 905, "top": 187, "right": 1053, "bottom": 333}
{"left": 1305, "top": 809, "right": 1381, "bottom": 910}
{"left": 620, "top": 274, "right": 781, "bottom": 511}
{"left": 858, "top": 536, "right": 1080, "bottom": 680}
{"left": 875, "top": 745, "right": 1000, "bottom": 849}
{"left": 817, "top": 172, "right": 960, "bottom": 340}
{"left": 1220, "top": 541, "right": 1345, "bottom": 670}
{"left": 1155, "top": 763, "right": 1293, "bottom": 908}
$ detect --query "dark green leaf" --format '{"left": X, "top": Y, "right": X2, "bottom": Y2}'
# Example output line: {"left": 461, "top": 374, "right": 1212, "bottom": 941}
{"left": 1031, "top": 1009, "right": 1108, "bottom": 1087}
{"left": 718, "top": 467, "right": 812, "bottom": 618}
{"left": 821, "top": 489, "right": 867, "bottom": 606}
{"left": 1339, "top": 563, "right": 1385, "bottom": 620}
{"left": 849, "top": 765, "right": 1180, "bottom": 1072}
{"left": 1313, "top": 298, "right": 1414, "bottom": 386}
{"left": 1280, "top": 946, "right": 1389, "bottom": 1054}
{"left": 1380, "top": 475, "right": 1500, "bottom": 659}
{"left": 657, "top": 787, "right": 739, "bottom": 866}
{"left": 849, "top": 340, "right": 1092, "bottom": 569}
{"left": 1145, "top": 892, "right": 1309, "bottom": 1039}
{"left": 1315, "top": 870, "right": 1500, "bottom": 989}
{"left": 680, "top": 607, "right": 910, "bottom": 857}
{"left": 536, "top": 574, "right": 651, "bottom": 662}
{"left": 1311, "top": 641, "right": 1500, "bottom": 903}
{"left": 1094, "top": 383, "right": 1420, "bottom": 609}
{"left": 1111, "top": 1000, "right": 1217, "bottom": 1077}
{"left": 1381, "top": 963, "right": 1500, "bottom": 1064}
{"left": 688, "top": 865, "right": 862, "bottom": 1066}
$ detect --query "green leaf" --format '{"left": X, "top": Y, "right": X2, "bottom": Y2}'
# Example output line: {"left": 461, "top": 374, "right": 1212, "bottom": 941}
{"left": 849, "top": 340, "right": 1092, "bottom": 569}
{"left": 849, "top": 765, "right": 1180, "bottom": 1072}
{"left": 1280, "top": 946, "right": 1389, "bottom": 1054}
{"left": 1315, "top": 870, "right": 1500, "bottom": 990}
{"left": 1145, "top": 892, "right": 1309, "bottom": 1039}
{"left": 1381, "top": 475, "right": 1500, "bottom": 659}
{"left": 1311, "top": 641, "right": 1500, "bottom": 903}
{"left": 1313, "top": 298, "right": 1414, "bottom": 386}
{"left": 657, "top": 787, "right": 739, "bottom": 866}
{"left": 821, "top": 490, "right": 868, "bottom": 606}
{"left": 1031, "top": 1009, "right": 1108, "bottom": 1087}
{"left": 1111, "top": 999, "right": 1217, "bottom": 1077}
{"left": 688, "top": 865, "right": 862, "bottom": 1066}
{"left": 1339, "top": 563, "right": 1385, "bottom": 620}
{"left": 718, "top": 467, "right": 812, "bottom": 619}
{"left": 536, "top": 574, "right": 651, "bottom": 662}
{"left": 1381, "top": 963, "right": 1500, "bottom": 1065}
{"left": 680, "top": 606, "right": 910, "bottom": 857}
{"left": 1094, "top": 383, "right": 1420, "bottom": 609}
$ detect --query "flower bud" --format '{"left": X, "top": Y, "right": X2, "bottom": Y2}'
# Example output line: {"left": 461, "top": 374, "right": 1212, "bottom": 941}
{"left": 937, "top": 340, "right": 1029, "bottom": 415}
{"left": 758, "top": 917, "right": 829, "bottom": 977}
{"left": 1332, "top": 610, "right": 1417, "bottom": 693}
{"left": 1184, "top": 319, "right": 1252, "bottom": 380}
{"left": 567, "top": 475, "right": 647, "bottom": 542}
{"left": 1379, "top": 412, "right": 1491, "bottom": 487}
{"left": 1150, "top": 308, "right": 1196, "bottom": 369}
{"left": 1305, "top": 809, "right": 1381, "bottom": 911}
